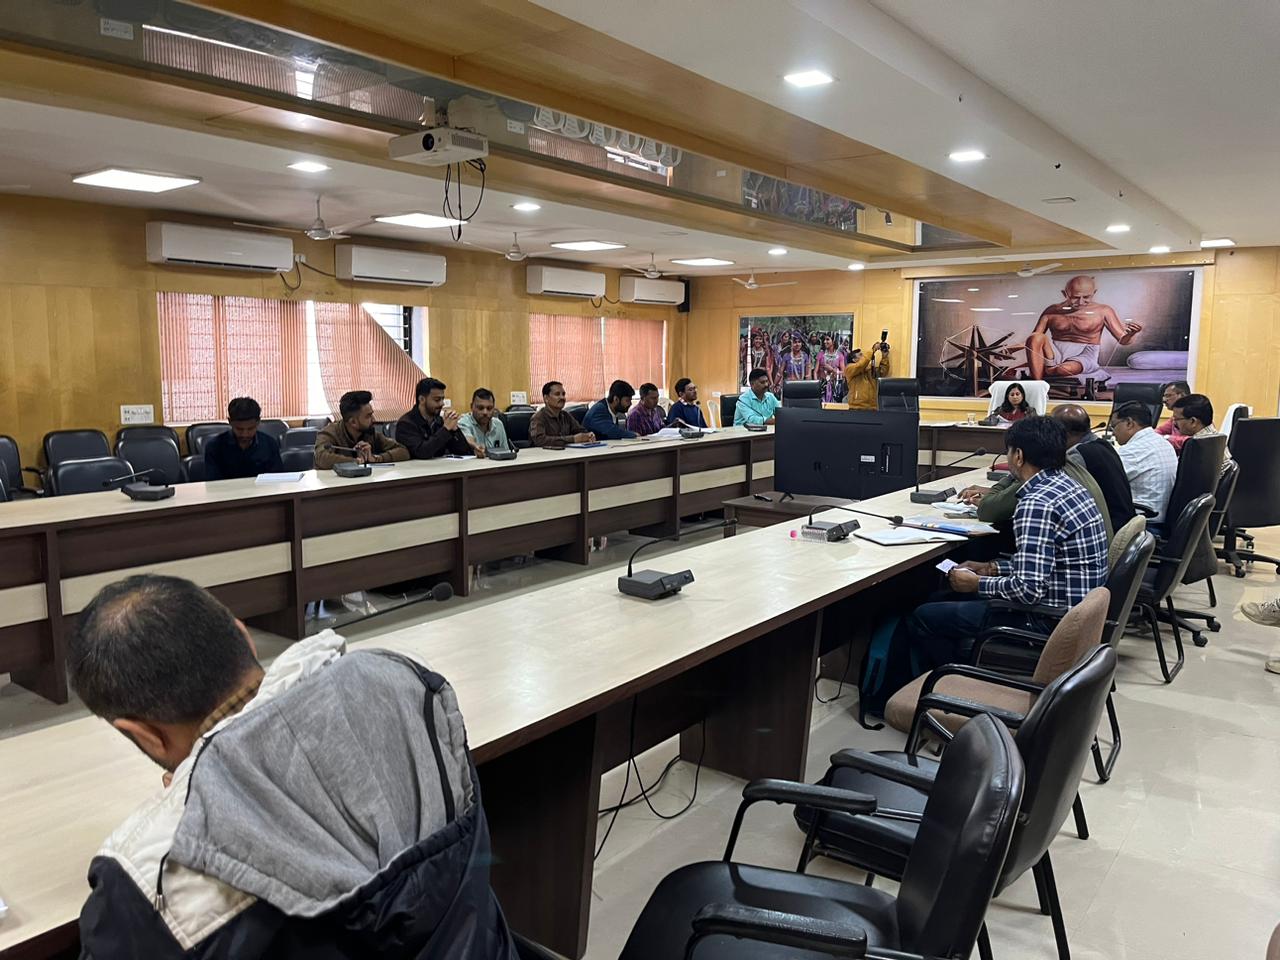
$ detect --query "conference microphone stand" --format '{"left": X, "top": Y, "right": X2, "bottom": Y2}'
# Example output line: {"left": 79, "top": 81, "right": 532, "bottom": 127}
{"left": 910, "top": 448, "right": 988, "bottom": 504}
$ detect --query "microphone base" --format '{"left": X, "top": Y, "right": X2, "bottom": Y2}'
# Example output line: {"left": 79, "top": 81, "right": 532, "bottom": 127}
{"left": 121, "top": 482, "right": 174, "bottom": 502}
{"left": 618, "top": 568, "right": 695, "bottom": 600}
{"left": 334, "top": 462, "right": 373, "bottom": 478}
{"left": 804, "top": 519, "right": 861, "bottom": 541}
{"left": 910, "top": 487, "right": 955, "bottom": 505}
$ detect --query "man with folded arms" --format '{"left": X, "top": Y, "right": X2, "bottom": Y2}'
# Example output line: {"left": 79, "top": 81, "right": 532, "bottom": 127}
{"left": 529, "top": 380, "right": 595, "bottom": 448}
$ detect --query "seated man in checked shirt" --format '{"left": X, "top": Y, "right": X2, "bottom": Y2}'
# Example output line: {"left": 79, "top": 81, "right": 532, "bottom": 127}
{"left": 904, "top": 415, "right": 1109, "bottom": 672}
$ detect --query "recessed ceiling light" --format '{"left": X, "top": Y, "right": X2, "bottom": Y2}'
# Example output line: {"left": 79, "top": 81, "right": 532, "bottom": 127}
{"left": 374, "top": 212, "right": 464, "bottom": 229}
{"left": 671, "top": 257, "right": 734, "bottom": 266}
{"left": 1149, "top": 245, "right": 1171, "bottom": 254}
{"left": 932, "top": 298, "right": 965, "bottom": 303}
{"left": 846, "top": 262, "right": 866, "bottom": 271}
{"left": 552, "top": 240, "right": 627, "bottom": 251}
{"left": 72, "top": 168, "right": 200, "bottom": 193}
{"left": 287, "top": 160, "right": 330, "bottom": 173}
{"left": 1011, "top": 312, "right": 1037, "bottom": 316}
{"left": 784, "top": 69, "right": 833, "bottom": 88}
{"left": 1008, "top": 294, "right": 1019, "bottom": 298}
{"left": 948, "top": 149, "right": 987, "bottom": 163}
{"left": 967, "top": 287, "right": 980, "bottom": 292}
{"left": 768, "top": 247, "right": 788, "bottom": 256}
{"left": 1200, "top": 238, "right": 1235, "bottom": 248}
{"left": 971, "top": 307, "right": 1004, "bottom": 312}
{"left": 511, "top": 202, "right": 541, "bottom": 212}
{"left": 1105, "top": 223, "right": 1131, "bottom": 234}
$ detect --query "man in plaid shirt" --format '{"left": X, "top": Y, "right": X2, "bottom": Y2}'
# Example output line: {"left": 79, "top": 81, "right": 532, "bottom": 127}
{"left": 906, "top": 415, "right": 1108, "bottom": 672}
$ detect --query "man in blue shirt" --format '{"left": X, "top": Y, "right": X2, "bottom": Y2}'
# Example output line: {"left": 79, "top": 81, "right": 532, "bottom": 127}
{"left": 583, "top": 380, "right": 638, "bottom": 439}
{"left": 666, "top": 378, "right": 707, "bottom": 428}
{"left": 733, "top": 368, "right": 781, "bottom": 426}
{"left": 203, "top": 397, "right": 283, "bottom": 481}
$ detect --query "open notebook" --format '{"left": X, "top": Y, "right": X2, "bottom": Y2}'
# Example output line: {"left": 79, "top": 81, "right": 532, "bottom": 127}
{"left": 855, "top": 527, "right": 968, "bottom": 546}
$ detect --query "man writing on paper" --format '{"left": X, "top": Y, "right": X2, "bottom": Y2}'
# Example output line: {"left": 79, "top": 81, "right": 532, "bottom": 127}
{"left": 315, "top": 390, "right": 409, "bottom": 468}
{"left": 1025, "top": 275, "right": 1142, "bottom": 381}
{"left": 904, "top": 416, "right": 1108, "bottom": 671}
{"left": 203, "top": 397, "right": 283, "bottom": 481}
{"left": 70, "top": 575, "right": 519, "bottom": 959}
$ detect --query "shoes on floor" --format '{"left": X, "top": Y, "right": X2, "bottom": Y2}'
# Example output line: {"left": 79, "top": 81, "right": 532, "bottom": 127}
{"left": 1241, "top": 597, "right": 1280, "bottom": 627}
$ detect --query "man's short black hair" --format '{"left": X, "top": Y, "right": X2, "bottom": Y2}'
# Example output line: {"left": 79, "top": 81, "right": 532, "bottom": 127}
{"left": 339, "top": 390, "right": 372, "bottom": 421}
{"left": 69, "top": 575, "right": 258, "bottom": 725}
{"left": 1163, "top": 380, "right": 1191, "bottom": 396}
{"left": 1005, "top": 415, "right": 1067, "bottom": 471}
{"left": 1112, "top": 400, "right": 1154, "bottom": 428}
{"left": 542, "top": 380, "right": 563, "bottom": 398}
{"left": 1173, "top": 392, "right": 1214, "bottom": 426}
{"left": 747, "top": 367, "right": 768, "bottom": 383}
{"left": 471, "top": 387, "right": 495, "bottom": 404}
{"left": 415, "top": 377, "right": 446, "bottom": 402}
{"left": 638, "top": 382, "right": 658, "bottom": 398}
{"left": 673, "top": 378, "right": 691, "bottom": 396}
{"left": 607, "top": 379, "right": 635, "bottom": 402}
{"left": 227, "top": 397, "right": 261, "bottom": 422}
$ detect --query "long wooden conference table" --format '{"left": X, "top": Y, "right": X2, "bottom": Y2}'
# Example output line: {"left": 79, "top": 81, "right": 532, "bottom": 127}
{"left": 0, "top": 461, "right": 989, "bottom": 960}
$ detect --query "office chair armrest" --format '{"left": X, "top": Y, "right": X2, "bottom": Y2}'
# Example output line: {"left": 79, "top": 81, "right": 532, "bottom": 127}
{"left": 828, "top": 750, "right": 937, "bottom": 792}
{"left": 912, "top": 692, "right": 1028, "bottom": 736}
{"left": 920, "top": 662, "right": 1045, "bottom": 697}
{"left": 689, "top": 904, "right": 868, "bottom": 958}
{"left": 723, "top": 779, "right": 877, "bottom": 861}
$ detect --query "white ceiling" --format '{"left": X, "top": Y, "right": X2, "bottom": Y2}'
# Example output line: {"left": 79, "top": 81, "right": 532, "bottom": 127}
{"left": 0, "top": 98, "right": 858, "bottom": 276}
{"left": 532, "top": 0, "right": 1279, "bottom": 249}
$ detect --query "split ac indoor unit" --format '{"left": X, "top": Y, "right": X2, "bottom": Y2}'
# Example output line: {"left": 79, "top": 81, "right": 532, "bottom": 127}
{"left": 526, "top": 264, "right": 606, "bottom": 299}
{"left": 335, "top": 245, "right": 447, "bottom": 286}
{"left": 619, "top": 275, "right": 685, "bottom": 305}
{"left": 145, "top": 222, "right": 294, "bottom": 273}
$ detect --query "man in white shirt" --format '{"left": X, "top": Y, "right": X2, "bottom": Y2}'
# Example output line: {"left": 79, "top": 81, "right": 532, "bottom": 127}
{"left": 1109, "top": 400, "right": 1178, "bottom": 523}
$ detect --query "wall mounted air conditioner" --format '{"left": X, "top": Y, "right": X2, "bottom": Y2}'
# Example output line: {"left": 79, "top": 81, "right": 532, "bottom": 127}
{"left": 145, "top": 222, "right": 293, "bottom": 273}
{"left": 619, "top": 275, "right": 685, "bottom": 305}
{"left": 526, "top": 264, "right": 606, "bottom": 299}
{"left": 335, "top": 245, "right": 446, "bottom": 286}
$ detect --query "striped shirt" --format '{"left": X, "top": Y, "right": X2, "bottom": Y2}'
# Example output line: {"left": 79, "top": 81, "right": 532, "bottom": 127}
{"left": 979, "top": 468, "right": 1108, "bottom": 608}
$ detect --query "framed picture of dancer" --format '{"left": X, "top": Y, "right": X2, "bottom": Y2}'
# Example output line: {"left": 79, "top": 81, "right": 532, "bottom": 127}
{"left": 911, "top": 267, "right": 1201, "bottom": 402}
{"left": 738, "top": 313, "right": 855, "bottom": 404}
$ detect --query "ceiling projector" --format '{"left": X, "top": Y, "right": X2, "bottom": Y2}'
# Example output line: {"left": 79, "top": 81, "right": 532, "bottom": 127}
{"left": 388, "top": 128, "right": 489, "bottom": 166}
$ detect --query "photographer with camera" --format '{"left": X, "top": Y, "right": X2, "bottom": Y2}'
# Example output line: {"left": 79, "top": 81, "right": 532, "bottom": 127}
{"left": 844, "top": 330, "right": 891, "bottom": 410}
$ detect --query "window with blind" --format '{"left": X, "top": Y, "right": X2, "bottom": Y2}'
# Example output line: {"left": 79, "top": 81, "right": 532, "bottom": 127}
{"left": 528, "top": 314, "right": 667, "bottom": 401}
{"left": 158, "top": 293, "right": 426, "bottom": 423}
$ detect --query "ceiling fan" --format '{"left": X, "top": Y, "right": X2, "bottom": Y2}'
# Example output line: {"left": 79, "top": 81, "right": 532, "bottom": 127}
{"left": 464, "top": 232, "right": 543, "bottom": 262}
{"left": 625, "top": 253, "right": 664, "bottom": 279}
{"left": 1016, "top": 261, "right": 1064, "bottom": 278}
{"left": 732, "top": 271, "right": 799, "bottom": 291}
{"left": 235, "top": 196, "right": 370, "bottom": 241}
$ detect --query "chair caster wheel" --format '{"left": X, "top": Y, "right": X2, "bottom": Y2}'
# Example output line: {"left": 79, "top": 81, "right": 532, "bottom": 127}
{"left": 1192, "top": 633, "right": 1209, "bottom": 648}
{"left": 1234, "top": 568, "right": 1246, "bottom": 579}
{"left": 1208, "top": 619, "right": 1221, "bottom": 632}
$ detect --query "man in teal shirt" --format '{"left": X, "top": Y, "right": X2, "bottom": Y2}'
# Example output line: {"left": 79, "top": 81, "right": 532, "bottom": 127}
{"left": 458, "top": 388, "right": 511, "bottom": 457}
{"left": 734, "top": 367, "right": 781, "bottom": 425}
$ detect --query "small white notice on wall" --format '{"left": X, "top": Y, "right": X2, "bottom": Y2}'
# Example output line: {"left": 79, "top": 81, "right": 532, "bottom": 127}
{"left": 510, "top": 391, "right": 529, "bottom": 406}
{"left": 120, "top": 404, "right": 155, "bottom": 425}
{"left": 99, "top": 17, "right": 135, "bottom": 39}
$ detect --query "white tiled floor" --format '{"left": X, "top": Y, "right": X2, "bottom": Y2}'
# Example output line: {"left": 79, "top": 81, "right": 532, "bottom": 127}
{"left": 3, "top": 527, "right": 1279, "bottom": 958}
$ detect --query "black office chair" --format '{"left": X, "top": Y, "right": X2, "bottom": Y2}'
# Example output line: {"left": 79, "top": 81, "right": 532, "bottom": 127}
{"left": 566, "top": 403, "right": 589, "bottom": 423}
{"left": 1134, "top": 493, "right": 1215, "bottom": 683}
{"left": 303, "top": 416, "right": 331, "bottom": 429}
{"left": 798, "top": 646, "right": 1116, "bottom": 960}
{"left": 504, "top": 403, "right": 535, "bottom": 412}
{"left": 1175, "top": 459, "right": 1238, "bottom": 634}
{"left": 182, "top": 455, "right": 205, "bottom": 483}
{"left": 0, "top": 435, "right": 41, "bottom": 498}
{"left": 375, "top": 422, "right": 397, "bottom": 440}
{"left": 877, "top": 378, "right": 919, "bottom": 412}
{"left": 114, "top": 425, "right": 180, "bottom": 448}
{"left": 186, "top": 422, "right": 230, "bottom": 456}
{"left": 619, "top": 713, "right": 1023, "bottom": 960}
{"left": 258, "top": 419, "right": 290, "bottom": 447}
{"left": 281, "top": 447, "right": 315, "bottom": 471}
{"left": 0, "top": 475, "right": 9, "bottom": 503}
{"left": 43, "top": 429, "right": 110, "bottom": 469}
{"left": 1219, "top": 417, "right": 1280, "bottom": 576}
{"left": 51, "top": 456, "right": 134, "bottom": 496}
{"left": 283, "top": 427, "right": 320, "bottom": 448}
{"left": 504, "top": 410, "right": 533, "bottom": 449}
{"left": 780, "top": 379, "right": 822, "bottom": 408}
{"left": 720, "top": 394, "right": 739, "bottom": 427}
{"left": 1112, "top": 382, "right": 1163, "bottom": 425}
{"left": 115, "top": 435, "right": 183, "bottom": 486}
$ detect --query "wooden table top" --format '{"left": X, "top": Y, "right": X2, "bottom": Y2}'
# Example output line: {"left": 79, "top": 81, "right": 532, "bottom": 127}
{"left": 0, "top": 428, "right": 771, "bottom": 533}
{"left": 0, "top": 467, "right": 987, "bottom": 951}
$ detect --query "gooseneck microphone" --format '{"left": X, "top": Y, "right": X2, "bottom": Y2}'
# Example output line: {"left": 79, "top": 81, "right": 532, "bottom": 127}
{"left": 910, "top": 448, "right": 987, "bottom": 504}
{"left": 620, "top": 519, "right": 737, "bottom": 599}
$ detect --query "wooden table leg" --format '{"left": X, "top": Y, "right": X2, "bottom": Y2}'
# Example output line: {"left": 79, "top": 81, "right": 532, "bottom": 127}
{"left": 477, "top": 716, "right": 602, "bottom": 959}
{"left": 679, "top": 611, "right": 821, "bottom": 783}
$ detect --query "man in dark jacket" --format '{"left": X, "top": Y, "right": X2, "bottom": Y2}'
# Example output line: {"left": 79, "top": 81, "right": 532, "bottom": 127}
{"left": 1052, "top": 403, "right": 1137, "bottom": 532}
{"left": 71, "top": 575, "right": 519, "bottom": 959}
{"left": 396, "top": 377, "right": 473, "bottom": 459}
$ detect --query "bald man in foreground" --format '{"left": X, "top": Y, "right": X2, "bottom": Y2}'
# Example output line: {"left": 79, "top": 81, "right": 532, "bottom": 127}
{"left": 1026, "top": 275, "right": 1143, "bottom": 381}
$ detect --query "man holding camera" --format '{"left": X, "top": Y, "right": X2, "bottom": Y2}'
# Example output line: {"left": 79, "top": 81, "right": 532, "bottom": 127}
{"left": 844, "top": 334, "right": 891, "bottom": 410}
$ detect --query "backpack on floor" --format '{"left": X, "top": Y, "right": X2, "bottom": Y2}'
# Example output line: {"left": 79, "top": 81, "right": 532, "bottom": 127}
{"left": 857, "top": 613, "right": 920, "bottom": 729}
